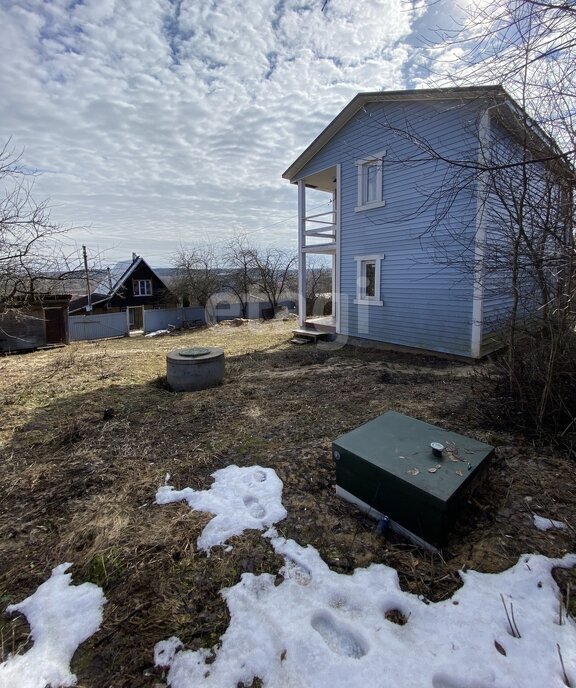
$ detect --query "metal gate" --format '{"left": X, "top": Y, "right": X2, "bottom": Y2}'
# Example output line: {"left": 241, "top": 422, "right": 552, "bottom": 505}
{"left": 69, "top": 312, "right": 128, "bottom": 341}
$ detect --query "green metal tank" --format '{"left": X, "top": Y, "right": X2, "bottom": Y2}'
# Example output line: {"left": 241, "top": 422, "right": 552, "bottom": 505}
{"left": 333, "top": 411, "right": 494, "bottom": 547}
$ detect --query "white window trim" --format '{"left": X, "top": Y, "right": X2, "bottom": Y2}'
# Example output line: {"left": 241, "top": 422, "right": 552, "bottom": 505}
{"left": 133, "top": 279, "right": 153, "bottom": 297}
{"left": 354, "top": 254, "right": 384, "bottom": 306}
{"left": 355, "top": 151, "right": 386, "bottom": 212}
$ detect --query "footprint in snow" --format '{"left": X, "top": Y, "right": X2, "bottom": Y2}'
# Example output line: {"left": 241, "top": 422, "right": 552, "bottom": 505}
{"left": 243, "top": 469, "right": 267, "bottom": 484}
{"left": 311, "top": 611, "right": 367, "bottom": 659}
{"left": 283, "top": 560, "right": 312, "bottom": 586}
{"left": 432, "top": 673, "right": 495, "bottom": 688}
{"left": 243, "top": 495, "right": 266, "bottom": 519}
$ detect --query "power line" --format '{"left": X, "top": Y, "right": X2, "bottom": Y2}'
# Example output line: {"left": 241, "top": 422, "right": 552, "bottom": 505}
{"left": 243, "top": 198, "right": 332, "bottom": 235}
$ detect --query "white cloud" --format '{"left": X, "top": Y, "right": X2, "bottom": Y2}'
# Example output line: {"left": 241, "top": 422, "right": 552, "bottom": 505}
{"left": 0, "top": 0, "right": 428, "bottom": 265}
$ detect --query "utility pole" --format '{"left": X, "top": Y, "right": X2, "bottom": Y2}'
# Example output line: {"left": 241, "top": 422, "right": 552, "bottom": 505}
{"left": 82, "top": 245, "right": 92, "bottom": 312}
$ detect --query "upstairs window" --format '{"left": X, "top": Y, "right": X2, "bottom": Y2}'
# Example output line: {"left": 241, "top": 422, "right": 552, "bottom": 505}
{"left": 364, "top": 162, "right": 379, "bottom": 204}
{"left": 133, "top": 279, "right": 152, "bottom": 296}
{"left": 354, "top": 254, "right": 384, "bottom": 306}
{"left": 355, "top": 152, "right": 386, "bottom": 211}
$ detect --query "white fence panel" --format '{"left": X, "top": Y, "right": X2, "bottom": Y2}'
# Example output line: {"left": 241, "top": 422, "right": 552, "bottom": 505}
{"left": 69, "top": 313, "right": 128, "bottom": 341}
{"left": 143, "top": 307, "right": 205, "bottom": 332}
{"left": 208, "top": 301, "right": 244, "bottom": 323}
{"left": 70, "top": 300, "right": 297, "bottom": 341}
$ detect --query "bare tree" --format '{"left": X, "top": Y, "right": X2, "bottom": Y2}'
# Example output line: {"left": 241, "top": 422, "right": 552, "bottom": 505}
{"left": 0, "top": 141, "right": 78, "bottom": 313}
{"left": 407, "top": 0, "right": 576, "bottom": 438}
{"left": 248, "top": 247, "right": 297, "bottom": 310}
{"left": 305, "top": 256, "right": 332, "bottom": 316}
{"left": 223, "top": 234, "right": 257, "bottom": 318}
{"left": 171, "top": 244, "right": 224, "bottom": 308}
{"left": 319, "top": 2, "right": 575, "bottom": 437}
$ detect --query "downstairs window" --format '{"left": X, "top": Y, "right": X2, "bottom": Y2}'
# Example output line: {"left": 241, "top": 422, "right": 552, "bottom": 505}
{"left": 354, "top": 255, "right": 384, "bottom": 306}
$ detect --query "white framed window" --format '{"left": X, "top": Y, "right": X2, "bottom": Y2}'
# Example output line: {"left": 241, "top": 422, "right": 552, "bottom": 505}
{"left": 133, "top": 279, "right": 152, "bottom": 296}
{"left": 355, "top": 151, "right": 386, "bottom": 211}
{"left": 354, "top": 254, "right": 384, "bottom": 306}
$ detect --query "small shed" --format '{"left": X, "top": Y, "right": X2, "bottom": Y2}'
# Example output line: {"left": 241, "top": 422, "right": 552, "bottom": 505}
{"left": 0, "top": 295, "right": 71, "bottom": 353}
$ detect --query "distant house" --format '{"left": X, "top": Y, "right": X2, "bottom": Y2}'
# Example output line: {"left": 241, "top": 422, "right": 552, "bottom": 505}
{"left": 283, "top": 85, "right": 571, "bottom": 358}
{"left": 0, "top": 294, "right": 71, "bottom": 353}
{"left": 69, "top": 255, "right": 177, "bottom": 331}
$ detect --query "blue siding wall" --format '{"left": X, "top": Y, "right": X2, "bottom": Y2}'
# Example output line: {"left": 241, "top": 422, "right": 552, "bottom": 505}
{"left": 480, "top": 118, "right": 523, "bottom": 345}
{"left": 296, "top": 99, "right": 483, "bottom": 356}
{"left": 480, "top": 117, "right": 555, "bottom": 351}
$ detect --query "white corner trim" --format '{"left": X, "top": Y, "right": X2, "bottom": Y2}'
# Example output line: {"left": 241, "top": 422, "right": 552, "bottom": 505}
{"left": 335, "top": 164, "right": 342, "bottom": 334}
{"left": 471, "top": 110, "right": 490, "bottom": 358}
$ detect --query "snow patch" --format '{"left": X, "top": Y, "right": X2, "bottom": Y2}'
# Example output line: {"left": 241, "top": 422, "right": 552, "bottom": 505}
{"left": 533, "top": 514, "right": 569, "bottom": 532}
{"left": 155, "top": 465, "right": 287, "bottom": 551}
{"left": 154, "top": 637, "right": 184, "bottom": 668}
{"left": 0, "top": 563, "right": 106, "bottom": 688}
{"left": 156, "top": 543, "right": 576, "bottom": 688}
{"left": 155, "top": 465, "right": 576, "bottom": 687}
{"left": 144, "top": 329, "right": 171, "bottom": 338}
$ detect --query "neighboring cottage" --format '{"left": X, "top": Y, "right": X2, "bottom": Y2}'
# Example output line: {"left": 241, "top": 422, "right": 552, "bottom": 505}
{"left": 283, "top": 85, "right": 571, "bottom": 358}
{"left": 69, "top": 254, "right": 177, "bottom": 331}
{"left": 0, "top": 295, "right": 71, "bottom": 353}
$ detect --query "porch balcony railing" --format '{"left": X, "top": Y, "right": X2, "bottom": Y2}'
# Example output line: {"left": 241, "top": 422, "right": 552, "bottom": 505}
{"left": 302, "top": 209, "right": 336, "bottom": 253}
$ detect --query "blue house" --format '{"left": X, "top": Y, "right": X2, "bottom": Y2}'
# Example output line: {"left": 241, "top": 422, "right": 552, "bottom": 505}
{"left": 283, "top": 85, "right": 570, "bottom": 358}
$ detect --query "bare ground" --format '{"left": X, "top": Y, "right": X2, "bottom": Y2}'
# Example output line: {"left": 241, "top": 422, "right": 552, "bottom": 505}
{"left": 0, "top": 319, "right": 574, "bottom": 687}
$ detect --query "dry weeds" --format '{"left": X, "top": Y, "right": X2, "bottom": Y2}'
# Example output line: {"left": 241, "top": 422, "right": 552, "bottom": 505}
{"left": 0, "top": 320, "right": 574, "bottom": 687}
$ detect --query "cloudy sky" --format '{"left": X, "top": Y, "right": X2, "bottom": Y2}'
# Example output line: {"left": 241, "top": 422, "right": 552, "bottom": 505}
{"left": 0, "top": 0, "right": 467, "bottom": 266}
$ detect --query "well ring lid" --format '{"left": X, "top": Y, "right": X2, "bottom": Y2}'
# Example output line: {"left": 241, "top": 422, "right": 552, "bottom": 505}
{"left": 178, "top": 347, "right": 212, "bottom": 357}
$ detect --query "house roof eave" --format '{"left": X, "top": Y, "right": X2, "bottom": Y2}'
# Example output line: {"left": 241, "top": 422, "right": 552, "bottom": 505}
{"left": 494, "top": 99, "right": 576, "bottom": 180}
{"left": 282, "top": 85, "right": 510, "bottom": 183}
{"left": 107, "top": 257, "right": 144, "bottom": 298}
{"left": 68, "top": 293, "right": 110, "bottom": 313}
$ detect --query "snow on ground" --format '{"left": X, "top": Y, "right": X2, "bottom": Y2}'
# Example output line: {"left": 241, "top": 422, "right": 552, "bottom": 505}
{"left": 144, "top": 329, "right": 171, "bottom": 338}
{"left": 156, "top": 468, "right": 576, "bottom": 688}
{"left": 155, "top": 465, "right": 287, "bottom": 551}
{"left": 3, "top": 468, "right": 574, "bottom": 688}
{"left": 533, "top": 514, "right": 569, "bottom": 532}
{"left": 0, "top": 563, "right": 106, "bottom": 688}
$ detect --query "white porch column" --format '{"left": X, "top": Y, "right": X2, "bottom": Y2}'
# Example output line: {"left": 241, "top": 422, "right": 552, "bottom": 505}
{"left": 334, "top": 164, "right": 341, "bottom": 333}
{"left": 297, "top": 180, "right": 306, "bottom": 327}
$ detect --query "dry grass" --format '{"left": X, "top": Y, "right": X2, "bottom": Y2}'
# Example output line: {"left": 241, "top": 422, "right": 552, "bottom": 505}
{"left": 0, "top": 319, "right": 574, "bottom": 687}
